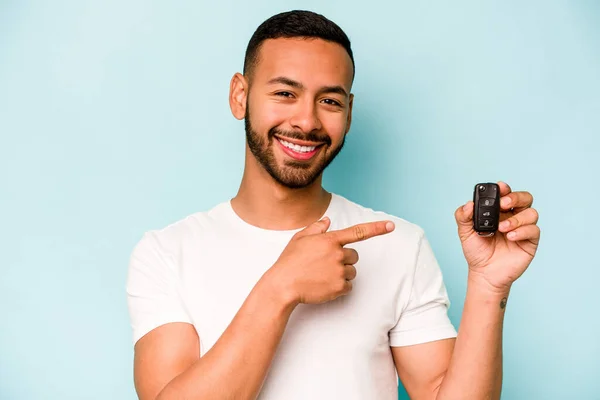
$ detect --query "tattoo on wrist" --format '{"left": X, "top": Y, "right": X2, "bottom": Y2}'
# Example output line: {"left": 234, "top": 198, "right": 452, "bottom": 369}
{"left": 500, "top": 297, "right": 508, "bottom": 309}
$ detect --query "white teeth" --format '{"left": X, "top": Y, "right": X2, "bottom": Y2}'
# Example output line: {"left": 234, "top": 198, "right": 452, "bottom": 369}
{"left": 279, "top": 139, "right": 317, "bottom": 153}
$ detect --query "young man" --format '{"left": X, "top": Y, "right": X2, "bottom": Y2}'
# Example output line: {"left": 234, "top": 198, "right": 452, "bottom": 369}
{"left": 127, "top": 10, "right": 541, "bottom": 400}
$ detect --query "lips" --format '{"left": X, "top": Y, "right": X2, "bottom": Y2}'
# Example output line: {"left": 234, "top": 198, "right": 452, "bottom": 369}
{"left": 275, "top": 136, "right": 323, "bottom": 161}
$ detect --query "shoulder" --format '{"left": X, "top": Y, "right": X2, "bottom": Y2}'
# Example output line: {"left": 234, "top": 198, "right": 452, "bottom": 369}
{"left": 131, "top": 200, "right": 230, "bottom": 257}
{"left": 331, "top": 193, "right": 427, "bottom": 248}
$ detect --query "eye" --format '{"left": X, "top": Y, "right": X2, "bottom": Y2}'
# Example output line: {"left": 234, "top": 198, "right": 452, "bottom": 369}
{"left": 322, "top": 98, "right": 342, "bottom": 107}
{"left": 275, "top": 91, "right": 294, "bottom": 98}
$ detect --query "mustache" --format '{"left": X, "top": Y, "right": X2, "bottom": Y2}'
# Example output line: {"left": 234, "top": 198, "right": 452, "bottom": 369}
{"left": 268, "top": 127, "right": 332, "bottom": 146}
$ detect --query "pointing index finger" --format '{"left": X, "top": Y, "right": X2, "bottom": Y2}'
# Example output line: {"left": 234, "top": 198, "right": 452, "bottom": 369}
{"left": 328, "top": 220, "right": 395, "bottom": 246}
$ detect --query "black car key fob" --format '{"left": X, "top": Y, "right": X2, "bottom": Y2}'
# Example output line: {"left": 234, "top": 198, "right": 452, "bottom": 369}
{"left": 473, "top": 183, "right": 501, "bottom": 236}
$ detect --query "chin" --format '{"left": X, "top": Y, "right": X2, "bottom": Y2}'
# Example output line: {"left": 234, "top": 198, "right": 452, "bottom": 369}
{"left": 271, "top": 168, "right": 322, "bottom": 189}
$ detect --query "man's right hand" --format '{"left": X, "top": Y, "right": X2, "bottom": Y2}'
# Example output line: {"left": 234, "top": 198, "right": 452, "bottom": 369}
{"left": 267, "top": 217, "right": 395, "bottom": 305}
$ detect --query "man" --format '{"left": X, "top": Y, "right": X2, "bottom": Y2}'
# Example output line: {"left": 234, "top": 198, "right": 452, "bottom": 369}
{"left": 126, "top": 10, "right": 540, "bottom": 400}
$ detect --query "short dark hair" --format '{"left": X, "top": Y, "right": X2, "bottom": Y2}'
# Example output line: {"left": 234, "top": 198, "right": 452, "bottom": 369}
{"left": 243, "top": 10, "right": 355, "bottom": 81}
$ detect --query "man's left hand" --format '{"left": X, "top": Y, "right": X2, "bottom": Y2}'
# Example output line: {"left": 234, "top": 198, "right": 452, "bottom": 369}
{"left": 455, "top": 181, "right": 541, "bottom": 293}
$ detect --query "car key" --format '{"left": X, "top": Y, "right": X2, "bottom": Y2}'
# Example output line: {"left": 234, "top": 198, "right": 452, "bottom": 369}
{"left": 473, "top": 182, "right": 501, "bottom": 236}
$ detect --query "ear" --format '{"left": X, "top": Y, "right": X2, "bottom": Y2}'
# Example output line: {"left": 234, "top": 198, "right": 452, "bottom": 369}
{"left": 229, "top": 72, "right": 249, "bottom": 120}
{"left": 344, "top": 93, "right": 354, "bottom": 134}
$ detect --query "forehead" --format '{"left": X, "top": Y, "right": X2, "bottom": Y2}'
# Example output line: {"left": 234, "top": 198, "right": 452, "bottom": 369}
{"left": 252, "top": 38, "right": 354, "bottom": 91}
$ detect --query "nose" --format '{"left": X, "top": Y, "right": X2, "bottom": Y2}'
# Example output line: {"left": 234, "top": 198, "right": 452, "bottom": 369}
{"left": 289, "top": 99, "right": 322, "bottom": 133}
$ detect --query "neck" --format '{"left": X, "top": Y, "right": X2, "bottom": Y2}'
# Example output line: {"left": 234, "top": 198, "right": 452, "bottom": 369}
{"left": 231, "top": 149, "right": 332, "bottom": 231}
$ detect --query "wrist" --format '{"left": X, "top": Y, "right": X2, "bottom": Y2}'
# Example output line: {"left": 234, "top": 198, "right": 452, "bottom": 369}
{"left": 259, "top": 267, "right": 299, "bottom": 312}
{"left": 467, "top": 271, "right": 512, "bottom": 298}
{"left": 465, "top": 272, "right": 511, "bottom": 314}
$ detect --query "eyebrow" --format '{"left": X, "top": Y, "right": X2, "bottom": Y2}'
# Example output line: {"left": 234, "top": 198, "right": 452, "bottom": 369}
{"left": 267, "top": 76, "right": 349, "bottom": 98}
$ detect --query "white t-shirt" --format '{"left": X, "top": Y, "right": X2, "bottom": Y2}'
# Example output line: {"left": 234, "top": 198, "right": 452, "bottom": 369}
{"left": 127, "top": 193, "right": 457, "bottom": 399}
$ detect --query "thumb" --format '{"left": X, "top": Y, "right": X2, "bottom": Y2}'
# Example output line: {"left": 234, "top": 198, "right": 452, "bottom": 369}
{"left": 294, "top": 216, "right": 331, "bottom": 239}
{"left": 455, "top": 201, "right": 475, "bottom": 239}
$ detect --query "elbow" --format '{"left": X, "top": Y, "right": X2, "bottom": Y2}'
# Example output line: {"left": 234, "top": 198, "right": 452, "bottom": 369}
{"left": 154, "top": 383, "right": 177, "bottom": 400}
{"left": 432, "top": 371, "right": 446, "bottom": 400}
{"left": 155, "top": 384, "right": 189, "bottom": 400}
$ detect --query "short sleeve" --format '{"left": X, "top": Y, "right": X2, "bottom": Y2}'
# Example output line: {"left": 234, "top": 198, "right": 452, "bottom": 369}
{"left": 389, "top": 230, "right": 457, "bottom": 347}
{"left": 126, "top": 232, "right": 193, "bottom": 345}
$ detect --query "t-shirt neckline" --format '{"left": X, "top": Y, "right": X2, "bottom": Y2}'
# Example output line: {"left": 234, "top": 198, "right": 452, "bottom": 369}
{"left": 223, "top": 193, "right": 340, "bottom": 241}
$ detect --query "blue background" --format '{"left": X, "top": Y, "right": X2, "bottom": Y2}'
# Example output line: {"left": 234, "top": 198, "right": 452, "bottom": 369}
{"left": 1, "top": 1, "right": 599, "bottom": 399}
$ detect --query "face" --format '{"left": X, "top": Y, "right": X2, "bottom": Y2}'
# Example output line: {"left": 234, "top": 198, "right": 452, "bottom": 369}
{"left": 236, "top": 38, "right": 354, "bottom": 189}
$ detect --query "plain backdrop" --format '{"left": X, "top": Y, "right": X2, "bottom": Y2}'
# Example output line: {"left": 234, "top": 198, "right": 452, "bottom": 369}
{"left": 1, "top": 1, "right": 599, "bottom": 399}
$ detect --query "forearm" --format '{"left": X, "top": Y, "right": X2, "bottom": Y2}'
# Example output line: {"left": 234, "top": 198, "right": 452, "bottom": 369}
{"left": 157, "top": 270, "right": 297, "bottom": 400}
{"left": 436, "top": 274, "right": 509, "bottom": 400}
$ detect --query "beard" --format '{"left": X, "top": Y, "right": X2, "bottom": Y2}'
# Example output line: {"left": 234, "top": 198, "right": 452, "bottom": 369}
{"left": 244, "top": 104, "right": 346, "bottom": 189}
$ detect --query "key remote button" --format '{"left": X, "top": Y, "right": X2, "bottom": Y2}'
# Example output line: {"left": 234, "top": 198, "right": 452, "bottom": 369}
{"left": 481, "top": 219, "right": 495, "bottom": 228}
{"left": 482, "top": 198, "right": 496, "bottom": 207}
{"left": 478, "top": 206, "right": 496, "bottom": 219}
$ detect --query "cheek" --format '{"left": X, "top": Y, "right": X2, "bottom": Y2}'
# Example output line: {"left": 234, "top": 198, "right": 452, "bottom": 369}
{"left": 319, "top": 111, "right": 348, "bottom": 143}
{"left": 250, "top": 102, "right": 289, "bottom": 134}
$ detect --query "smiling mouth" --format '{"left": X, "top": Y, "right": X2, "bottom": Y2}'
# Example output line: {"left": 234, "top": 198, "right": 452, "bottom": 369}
{"left": 274, "top": 136, "right": 325, "bottom": 161}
